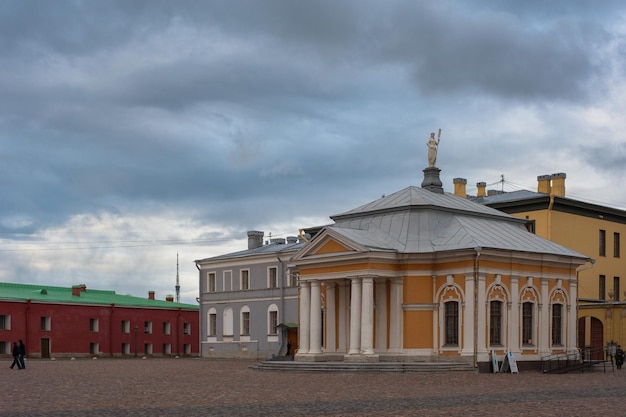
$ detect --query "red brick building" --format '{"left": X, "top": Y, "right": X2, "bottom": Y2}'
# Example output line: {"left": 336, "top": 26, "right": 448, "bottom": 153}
{"left": 0, "top": 282, "right": 199, "bottom": 358}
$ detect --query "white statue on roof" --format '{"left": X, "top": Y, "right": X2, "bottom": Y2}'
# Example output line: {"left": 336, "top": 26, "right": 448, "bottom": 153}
{"left": 427, "top": 129, "right": 441, "bottom": 167}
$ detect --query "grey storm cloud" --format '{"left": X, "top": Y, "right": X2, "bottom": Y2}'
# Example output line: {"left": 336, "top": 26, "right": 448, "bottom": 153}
{"left": 1, "top": 0, "right": 625, "bottom": 301}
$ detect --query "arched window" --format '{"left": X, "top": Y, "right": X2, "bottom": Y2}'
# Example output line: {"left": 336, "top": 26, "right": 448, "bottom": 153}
{"left": 207, "top": 308, "right": 217, "bottom": 337}
{"left": 551, "top": 304, "right": 563, "bottom": 346}
{"left": 444, "top": 301, "right": 459, "bottom": 346}
{"left": 489, "top": 301, "right": 503, "bottom": 346}
{"left": 522, "top": 302, "right": 534, "bottom": 345}
{"left": 240, "top": 305, "right": 250, "bottom": 336}
{"left": 267, "top": 304, "right": 279, "bottom": 336}
{"left": 223, "top": 307, "right": 233, "bottom": 337}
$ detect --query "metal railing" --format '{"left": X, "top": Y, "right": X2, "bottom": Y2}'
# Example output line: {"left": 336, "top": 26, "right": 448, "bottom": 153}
{"left": 541, "top": 347, "right": 612, "bottom": 374}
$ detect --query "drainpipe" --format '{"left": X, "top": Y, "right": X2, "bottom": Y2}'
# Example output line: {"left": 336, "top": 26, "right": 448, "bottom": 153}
{"left": 547, "top": 193, "right": 555, "bottom": 241}
{"left": 25, "top": 300, "right": 30, "bottom": 358}
{"left": 474, "top": 247, "right": 481, "bottom": 368}
{"left": 277, "top": 255, "right": 285, "bottom": 355}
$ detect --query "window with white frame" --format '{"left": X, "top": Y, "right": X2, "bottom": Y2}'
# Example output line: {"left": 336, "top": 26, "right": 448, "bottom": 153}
{"left": 144, "top": 343, "right": 153, "bottom": 355}
{"left": 268, "top": 307, "right": 278, "bottom": 335}
{"left": 90, "top": 318, "right": 99, "bottom": 332}
{"left": 0, "top": 314, "right": 10, "bottom": 330}
{"left": 90, "top": 343, "right": 99, "bottom": 355}
{"left": 121, "top": 343, "right": 130, "bottom": 355}
{"left": 223, "top": 270, "right": 232, "bottom": 291}
{"left": 444, "top": 301, "right": 459, "bottom": 346}
{"left": 208, "top": 272, "right": 216, "bottom": 293}
{"left": 183, "top": 322, "right": 191, "bottom": 335}
{"left": 522, "top": 302, "right": 534, "bottom": 345}
{"left": 40, "top": 316, "right": 51, "bottom": 331}
{"left": 268, "top": 267, "right": 278, "bottom": 288}
{"left": 121, "top": 320, "right": 130, "bottom": 334}
{"left": 163, "top": 322, "right": 171, "bottom": 335}
{"left": 288, "top": 272, "right": 298, "bottom": 287}
{"left": 163, "top": 343, "right": 172, "bottom": 355}
{"left": 241, "top": 306, "right": 250, "bottom": 336}
{"left": 223, "top": 307, "right": 234, "bottom": 337}
{"left": 489, "top": 301, "right": 503, "bottom": 346}
{"left": 144, "top": 321, "right": 152, "bottom": 334}
{"left": 241, "top": 269, "right": 249, "bottom": 290}
{"left": 551, "top": 304, "right": 563, "bottom": 345}
{"left": 208, "top": 308, "right": 217, "bottom": 337}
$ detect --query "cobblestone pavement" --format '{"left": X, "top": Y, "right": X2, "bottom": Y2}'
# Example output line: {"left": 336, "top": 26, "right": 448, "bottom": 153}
{"left": 1, "top": 358, "right": 626, "bottom": 417}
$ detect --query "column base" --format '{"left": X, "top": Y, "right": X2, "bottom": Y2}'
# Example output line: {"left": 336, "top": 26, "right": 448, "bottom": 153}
{"left": 294, "top": 353, "right": 326, "bottom": 362}
{"left": 344, "top": 353, "right": 380, "bottom": 363}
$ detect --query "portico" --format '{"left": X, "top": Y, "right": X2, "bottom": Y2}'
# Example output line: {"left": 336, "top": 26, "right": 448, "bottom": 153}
{"left": 295, "top": 274, "right": 403, "bottom": 362}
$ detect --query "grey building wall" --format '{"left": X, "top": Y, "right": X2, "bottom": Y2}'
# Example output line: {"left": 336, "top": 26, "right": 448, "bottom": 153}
{"left": 196, "top": 239, "right": 302, "bottom": 359}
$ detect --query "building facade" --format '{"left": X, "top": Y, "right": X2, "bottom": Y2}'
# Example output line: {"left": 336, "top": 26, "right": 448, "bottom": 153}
{"left": 475, "top": 173, "right": 626, "bottom": 353}
{"left": 290, "top": 167, "right": 590, "bottom": 371}
{"left": 195, "top": 232, "right": 304, "bottom": 359}
{"left": 0, "top": 282, "right": 199, "bottom": 358}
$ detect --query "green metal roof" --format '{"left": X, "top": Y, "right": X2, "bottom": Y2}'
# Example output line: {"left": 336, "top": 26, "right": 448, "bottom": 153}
{"left": 0, "top": 282, "right": 198, "bottom": 310}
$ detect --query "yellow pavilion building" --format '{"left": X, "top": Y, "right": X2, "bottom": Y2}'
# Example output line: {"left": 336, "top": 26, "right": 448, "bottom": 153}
{"left": 291, "top": 167, "right": 590, "bottom": 371}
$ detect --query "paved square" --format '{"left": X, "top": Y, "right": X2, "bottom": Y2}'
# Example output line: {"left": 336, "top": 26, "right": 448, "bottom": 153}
{"left": 2, "top": 358, "right": 625, "bottom": 416}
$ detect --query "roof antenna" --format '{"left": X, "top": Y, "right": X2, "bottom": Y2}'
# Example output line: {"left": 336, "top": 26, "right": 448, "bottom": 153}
{"left": 175, "top": 252, "right": 180, "bottom": 303}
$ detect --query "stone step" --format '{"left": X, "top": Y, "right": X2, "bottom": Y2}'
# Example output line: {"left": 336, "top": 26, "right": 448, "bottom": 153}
{"left": 251, "top": 361, "right": 476, "bottom": 373}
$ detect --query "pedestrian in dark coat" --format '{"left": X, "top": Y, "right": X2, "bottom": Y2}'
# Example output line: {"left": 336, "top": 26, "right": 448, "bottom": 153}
{"left": 10, "top": 342, "right": 22, "bottom": 370}
{"left": 616, "top": 345, "right": 624, "bottom": 369}
{"left": 18, "top": 340, "right": 26, "bottom": 369}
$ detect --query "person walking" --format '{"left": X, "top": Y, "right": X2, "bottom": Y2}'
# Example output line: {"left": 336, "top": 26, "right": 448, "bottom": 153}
{"left": 616, "top": 345, "right": 624, "bottom": 370}
{"left": 10, "top": 342, "right": 22, "bottom": 370}
{"left": 18, "top": 340, "right": 26, "bottom": 369}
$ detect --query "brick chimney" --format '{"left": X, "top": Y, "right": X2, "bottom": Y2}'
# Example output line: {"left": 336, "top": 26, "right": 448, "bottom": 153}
{"left": 476, "top": 182, "right": 487, "bottom": 198}
{"left": 165, "top": 294, "right": 174, "bottom": 302}
{"left": 148, "top": 291, "right": 155, "bottom": 300}
{"left": 537, "top": 174, "right": 552, "bottom": 194}
{"left": 453, "top": 178, "right": 467, "bottom": 198}
{"left": 72, "top": 285, "right": 81, "bottom": 297}
{"left": 247, "top": 230, "right": 264, "bottom": 250}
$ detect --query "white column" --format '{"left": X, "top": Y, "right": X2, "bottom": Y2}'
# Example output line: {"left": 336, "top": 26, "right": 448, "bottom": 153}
{"left": 476, "top": 273, "right": 487, "bottom": 355}
{"left": 326, "top": 282, "right": 336, "bottom": 352}
{"left": 310, "top": 280, "right": 322, "bottom": 354}
{"left": 375, "top": 279, "right": 388, "bottom": 351}
{"left": 389, "top": 279, "right": 403, "bottom": 352}
{"left": 338, "top": 282, "right": 348, "bottom": 352}
{"left": 539, "top": 278, "right": 550, "bottom": 355}
{"left": 509, "top": 276, "right": 520, "bottom": 354}
{"left": 462, "top": 274, "right": 475, "bottom": 355}
{"left": 348, "top": 277, "right": 362, "bottom": 354}
{"left": 299, "top": 281, "right": 310, "bottom": 354}
{"left": 568, "top": 279, "right": 578, "bottom": 352}
{"left": 361, "top": 276, "right": 374, "bottom": 355}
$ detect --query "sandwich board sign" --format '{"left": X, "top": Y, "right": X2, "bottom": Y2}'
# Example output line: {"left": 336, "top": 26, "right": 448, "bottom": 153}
{"left": 499, "top": 351, "right": 519, "bottom": 374}
{"left": 491, "top": 350, "right": 499, "bottom": 373}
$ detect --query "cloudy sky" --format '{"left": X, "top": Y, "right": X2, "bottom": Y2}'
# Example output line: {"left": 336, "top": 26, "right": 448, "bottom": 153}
{"left": 1, "top": 1, "right": 625, "bottom": 304}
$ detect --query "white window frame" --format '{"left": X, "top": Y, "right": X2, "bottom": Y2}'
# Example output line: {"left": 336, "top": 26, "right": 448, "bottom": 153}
{"left": 207, "top": 272, "right": 216, "bottom": 293}
{"left": 90, "top": 318, "right": 99, "bottom": 332}
{"left": 240, "top": 305, "right": 251, "bottom": 341}
{"left": 268, "top": 267, "right": 278, "bottom": 288}
{"left": 223, "top": 270, "right": 233, "bottom": 291}
{"left": 0, "top": 314, "right": 10, "bottom": 330}
{"left": 267, "top": 304, "right": 279, "bottom": 342}
{"left": 240, "top": 269, "right": 250, "bottom": 290}
{"left": 207, "top": 308, "right": 217, "bottom": 339}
